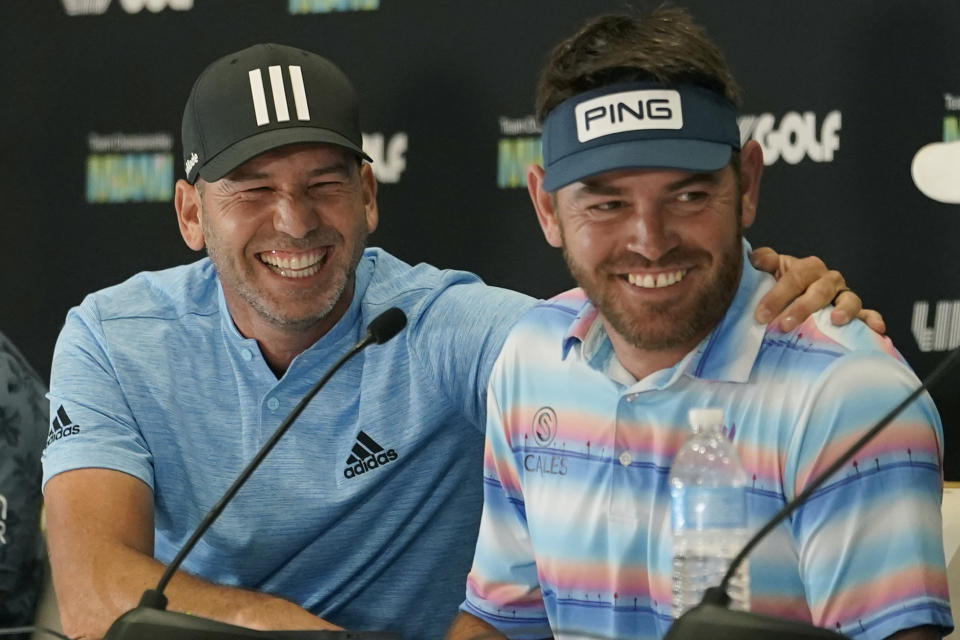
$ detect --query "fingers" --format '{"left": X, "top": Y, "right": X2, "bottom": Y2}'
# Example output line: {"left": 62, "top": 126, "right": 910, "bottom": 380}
{"left": 755, "top": 257, "right": 838, "bottom": 329}
{"left": 764, "top": 275, "right": 838, "bottom": 331}
{"left": 829, "top": 289, "right": 861, "bottom": 326}
{"left": 857, "top": 308, "right": 887, "bottom": 335}
{"left": 749, "top": 246, "right": 781, "bottom": 276}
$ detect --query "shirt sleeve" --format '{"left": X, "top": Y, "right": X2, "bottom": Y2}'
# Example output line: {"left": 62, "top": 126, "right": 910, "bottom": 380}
{"left": 41, "top": 298, "right": 155, "bottom": 492}
{"left": 460, "top": 352, "right": 552, "bottom": 639}
{"left": 0, "top": 332, "right": 47, "bottom": 600}
{"left": 784, "top": 350, "right": 953, "bottom": 639}
{"left": 407, "top": 274, "right": 534, "bottom": 434}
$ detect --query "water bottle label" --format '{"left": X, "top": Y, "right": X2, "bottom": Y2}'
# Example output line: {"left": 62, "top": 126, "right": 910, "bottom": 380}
{"left": 671, "top": 487, "right": 747, "bottom": 530}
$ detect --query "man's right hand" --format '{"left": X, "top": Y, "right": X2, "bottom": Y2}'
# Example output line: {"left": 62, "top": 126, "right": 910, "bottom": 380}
{"left": 44, "top": 468, "right": 341, "bottom": 639}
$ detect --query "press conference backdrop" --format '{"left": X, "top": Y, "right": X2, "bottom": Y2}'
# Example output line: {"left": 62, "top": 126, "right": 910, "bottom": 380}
{"left": 2, "top": 1, "right": 958, "bottom": 477}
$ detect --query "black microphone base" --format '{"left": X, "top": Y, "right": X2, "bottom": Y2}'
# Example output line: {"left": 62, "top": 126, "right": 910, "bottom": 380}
{"left": 103, "top": 607, "right": 401, "bottom": 640}
{"left": 664, "top": 591, "right": 849, "bottom": 640}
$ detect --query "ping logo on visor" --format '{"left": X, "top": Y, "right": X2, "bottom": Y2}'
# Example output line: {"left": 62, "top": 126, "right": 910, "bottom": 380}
{"left": 541, "top": 82, "right": 741, "bottom": 192}
{"left": 575, "top": 89, "right": 683, "bottom": 142}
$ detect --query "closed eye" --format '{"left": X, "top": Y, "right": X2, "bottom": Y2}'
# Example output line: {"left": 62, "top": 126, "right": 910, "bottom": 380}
{"left": 588, "top": 200, "right": 627, "bottom": 211}
{"left": 676, "top": 191, "right": 708, "bottom": 203}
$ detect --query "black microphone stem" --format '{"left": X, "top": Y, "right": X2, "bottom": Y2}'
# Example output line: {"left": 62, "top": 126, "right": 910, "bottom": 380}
{"left": 148, "top": 331, "right": 380, "bottom": 603}
{"left": 720, "top": 344, "right": 960, "bottom": 592}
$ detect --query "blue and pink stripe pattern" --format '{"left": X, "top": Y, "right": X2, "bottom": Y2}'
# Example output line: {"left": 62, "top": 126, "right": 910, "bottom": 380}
{"left": 462, "top": 246, "right": 952, "bottom": 640}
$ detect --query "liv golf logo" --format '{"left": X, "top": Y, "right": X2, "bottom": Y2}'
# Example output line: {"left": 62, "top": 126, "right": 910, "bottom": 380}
{"left": 738, "top": 110, "right": 841, "bottom": 166}
{"left": 63, "top": 0, "right": 192, "bottom": 14}
{"left": 912, "top": 300, "right": 960, "bottom": 352}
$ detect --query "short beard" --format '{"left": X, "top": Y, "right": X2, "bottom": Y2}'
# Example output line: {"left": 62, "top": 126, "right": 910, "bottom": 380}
{"left": 563, "top": 232, "right": 743, "bottom": 352}
{"left": 200, "top": 202, "right": 368, "bottom": 333}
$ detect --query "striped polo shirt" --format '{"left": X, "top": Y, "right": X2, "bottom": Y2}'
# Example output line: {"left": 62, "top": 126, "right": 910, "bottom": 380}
{"left": 462, "top": 242, "right": 952, "bottom": 640}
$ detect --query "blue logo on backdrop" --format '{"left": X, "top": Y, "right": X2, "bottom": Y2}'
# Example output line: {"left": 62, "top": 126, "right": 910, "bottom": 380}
{"left": 289, "top": 0, "right": 379, "bottom": 14}
{"left": 86, "top": 132, "right": 174, "bottom": 203}
{"left": 497, "top": 115, "right": 542, "bottom": 189}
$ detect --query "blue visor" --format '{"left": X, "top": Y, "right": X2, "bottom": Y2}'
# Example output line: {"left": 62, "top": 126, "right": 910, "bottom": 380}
{"left": 541, "top": 82, "right": 741, "bottom": 191}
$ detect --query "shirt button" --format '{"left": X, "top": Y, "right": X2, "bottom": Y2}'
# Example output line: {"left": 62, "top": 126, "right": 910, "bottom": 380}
{"left": 267, "top": 397, "right": 280, "bottom": 411}
{"left": 619, "top": 451, "right": 632, "bottom": 467}
{"left": 241, "top": 349, "right": 253, "bottom": 362}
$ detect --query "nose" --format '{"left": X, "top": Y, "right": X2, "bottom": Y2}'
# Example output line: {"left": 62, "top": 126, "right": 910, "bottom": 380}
{"left": 624, "top": 207, "right": 678, "bottom": 262}
{"left": 272, "top": 193, "right": 320, "bottom": 238}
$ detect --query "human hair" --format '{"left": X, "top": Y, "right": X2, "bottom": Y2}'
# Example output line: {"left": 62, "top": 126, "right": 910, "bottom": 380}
{"left": 535, "top": 7, "right": 741, "bottom": 123}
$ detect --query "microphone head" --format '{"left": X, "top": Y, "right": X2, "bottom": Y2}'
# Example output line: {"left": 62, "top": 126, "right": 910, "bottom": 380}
{"left": 367, "top": 307, "right": 407, "bottom": 344}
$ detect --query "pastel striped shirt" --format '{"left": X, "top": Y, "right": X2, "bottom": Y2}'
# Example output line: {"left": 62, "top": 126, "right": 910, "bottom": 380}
{"left": 462, "top": 244, "right": 952, "bottom": 640}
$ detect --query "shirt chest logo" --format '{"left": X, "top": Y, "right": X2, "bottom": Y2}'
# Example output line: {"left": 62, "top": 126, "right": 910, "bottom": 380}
{"left": 343, "top": 430, "right": 398, "bottom": 479}
{"left": 524, "top": 407, "right": 568, "bottom": 476}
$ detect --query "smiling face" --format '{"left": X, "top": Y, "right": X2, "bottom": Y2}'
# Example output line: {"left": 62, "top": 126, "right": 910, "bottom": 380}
{"left": 528, "top": 142, "right": 762, "bottom": 366}
{"left": 175, "top": 143, "right": 378, "bottom": 342}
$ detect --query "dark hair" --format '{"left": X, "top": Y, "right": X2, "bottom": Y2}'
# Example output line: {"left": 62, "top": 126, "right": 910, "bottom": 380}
{"left": 535, "top": 7, "right": 741, "bottom": 123}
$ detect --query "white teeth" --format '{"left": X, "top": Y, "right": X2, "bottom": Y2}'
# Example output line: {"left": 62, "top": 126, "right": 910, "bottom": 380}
{"left": 628, "top": 270, "right": 687, "bottom": 288}
{"left": 259, "top": 250, "right": 326, "bottom": 278}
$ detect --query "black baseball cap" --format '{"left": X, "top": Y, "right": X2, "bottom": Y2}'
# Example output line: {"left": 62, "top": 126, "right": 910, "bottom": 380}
{"left": 182, "top": 43, "right": 371, "bottom": 184}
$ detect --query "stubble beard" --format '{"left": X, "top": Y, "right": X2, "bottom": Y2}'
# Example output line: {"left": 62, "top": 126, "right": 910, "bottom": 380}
{"left": 202, "top": 212, "right": 370, "bottom": 333}
{"left": 563, "top": 232, "right": 743, "bottom": 352}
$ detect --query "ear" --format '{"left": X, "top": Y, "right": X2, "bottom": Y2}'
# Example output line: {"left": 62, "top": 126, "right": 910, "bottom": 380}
{"left": 738, "top": 140, "right": 764, "bottom": 229}
{"left": 527, "top": 165, "right": 562, "bottom": 248}
{"left": 175, "top": 179, "right": 205, "bottom": 251}
{"left": 359, "top": 162, "right": 379, "bottom": 233}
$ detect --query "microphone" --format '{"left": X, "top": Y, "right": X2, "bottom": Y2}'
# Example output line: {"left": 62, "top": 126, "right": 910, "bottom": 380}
{"left": 664, "top": 345, "right": 960, "bottom": 640}
{"left": 103, "top": 308, "right": 408, "bottom": 640}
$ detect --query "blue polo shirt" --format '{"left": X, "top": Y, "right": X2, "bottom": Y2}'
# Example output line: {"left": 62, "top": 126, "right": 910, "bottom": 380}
{"left": 42, "top": 247, "right": 534, "bottom": 639}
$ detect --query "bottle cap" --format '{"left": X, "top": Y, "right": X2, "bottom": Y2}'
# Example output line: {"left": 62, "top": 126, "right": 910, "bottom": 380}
{"left": 688, "top": 408, "right": 724, "bottom": 430}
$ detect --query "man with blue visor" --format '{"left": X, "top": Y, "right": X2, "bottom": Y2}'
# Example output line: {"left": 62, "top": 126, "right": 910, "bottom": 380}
{"left": 449, "top": 8, "right": 950, "bottom": 640}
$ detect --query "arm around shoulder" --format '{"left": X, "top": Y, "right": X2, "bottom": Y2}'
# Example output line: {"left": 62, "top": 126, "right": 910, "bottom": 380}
{"left": 44, "top": 468, "right": 339, "bottom": 639}
{"left": 446, "top": 611, "right": 508, "bottom": 640}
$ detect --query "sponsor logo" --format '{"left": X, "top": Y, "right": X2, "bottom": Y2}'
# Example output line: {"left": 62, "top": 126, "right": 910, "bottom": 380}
{"left": 738, "top": 110, "right": 841, "bottom": 166}
{"left": 118, "top": 0, "right": 192, "bottom": 12}
{"left": 0, "top": 494, "right": 6, "bottom": 545}
{"left": 524, "top": 406, "right": 567, "bottom": 476}
{"left": 248, "top": 65, "right": 310, "bottom": 127}
{"left": 47, "top": 406, "right": 81, "bottom": 447}
{"left": 86, "top": 132, "right": 174, "bottom": 203}
{"left": 532, "top": 407, "right": 557, "bottom": 447}
{"left": 289, "top": 0, "right": 380, "bottom": 14}
{"left": 62, "top": 0, "right": 192, "bottom": 14}
{"left": 362, "top": 132, "right": 407, "bottom": 184}
{"left": 497, "top": 115, "right": 542, "bottom": 189}
{"left": 911, "top": 92, "right": 960, "bottom": 204}
{"left": 62, "top": 0, "right": 110, "bottom": 14}
{"left": 575, "top": 89, "right": 682, "bottom": 142}
{"left": 184, "top": 152, "right": 199, "bottom": 176}
{"left": 343, "top": 430, "right": 398, "bottom": 478}
{"left": 912, "top": 300, "right": 960, "bottom": 352}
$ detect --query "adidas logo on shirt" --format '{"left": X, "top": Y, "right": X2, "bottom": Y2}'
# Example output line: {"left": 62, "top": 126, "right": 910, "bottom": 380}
{"left": 343, "top": 431, "right": 398, "bottom": 479}
{"left": 46, "top": 405, "right": 81, "bottom": 447}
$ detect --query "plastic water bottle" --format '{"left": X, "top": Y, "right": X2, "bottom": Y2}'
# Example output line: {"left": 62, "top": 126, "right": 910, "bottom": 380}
{"left": 669, "top": 407, "right": 750, "bottom": 618}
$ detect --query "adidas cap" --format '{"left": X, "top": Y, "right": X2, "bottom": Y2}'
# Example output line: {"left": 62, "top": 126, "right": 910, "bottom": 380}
{"left": 181, "top": 43, "right": 372, "bottom": 185}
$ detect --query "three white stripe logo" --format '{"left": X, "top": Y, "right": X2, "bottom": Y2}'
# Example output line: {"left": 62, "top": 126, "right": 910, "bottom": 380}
{"left": 248, "top": 65, "right": 310, "bottom": 127}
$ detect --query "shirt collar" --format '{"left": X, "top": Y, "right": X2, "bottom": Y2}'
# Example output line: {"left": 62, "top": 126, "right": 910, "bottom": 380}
{"left": 560, "top": 239, "right": 771, "bottom": 386}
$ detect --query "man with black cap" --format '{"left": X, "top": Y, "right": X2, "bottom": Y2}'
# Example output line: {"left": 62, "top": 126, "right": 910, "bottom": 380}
{"left": 42, "top": 42, "right": 875, "bottom": 640}
{"left": 449, "top": 9, "right": 949, "bottom": 640}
